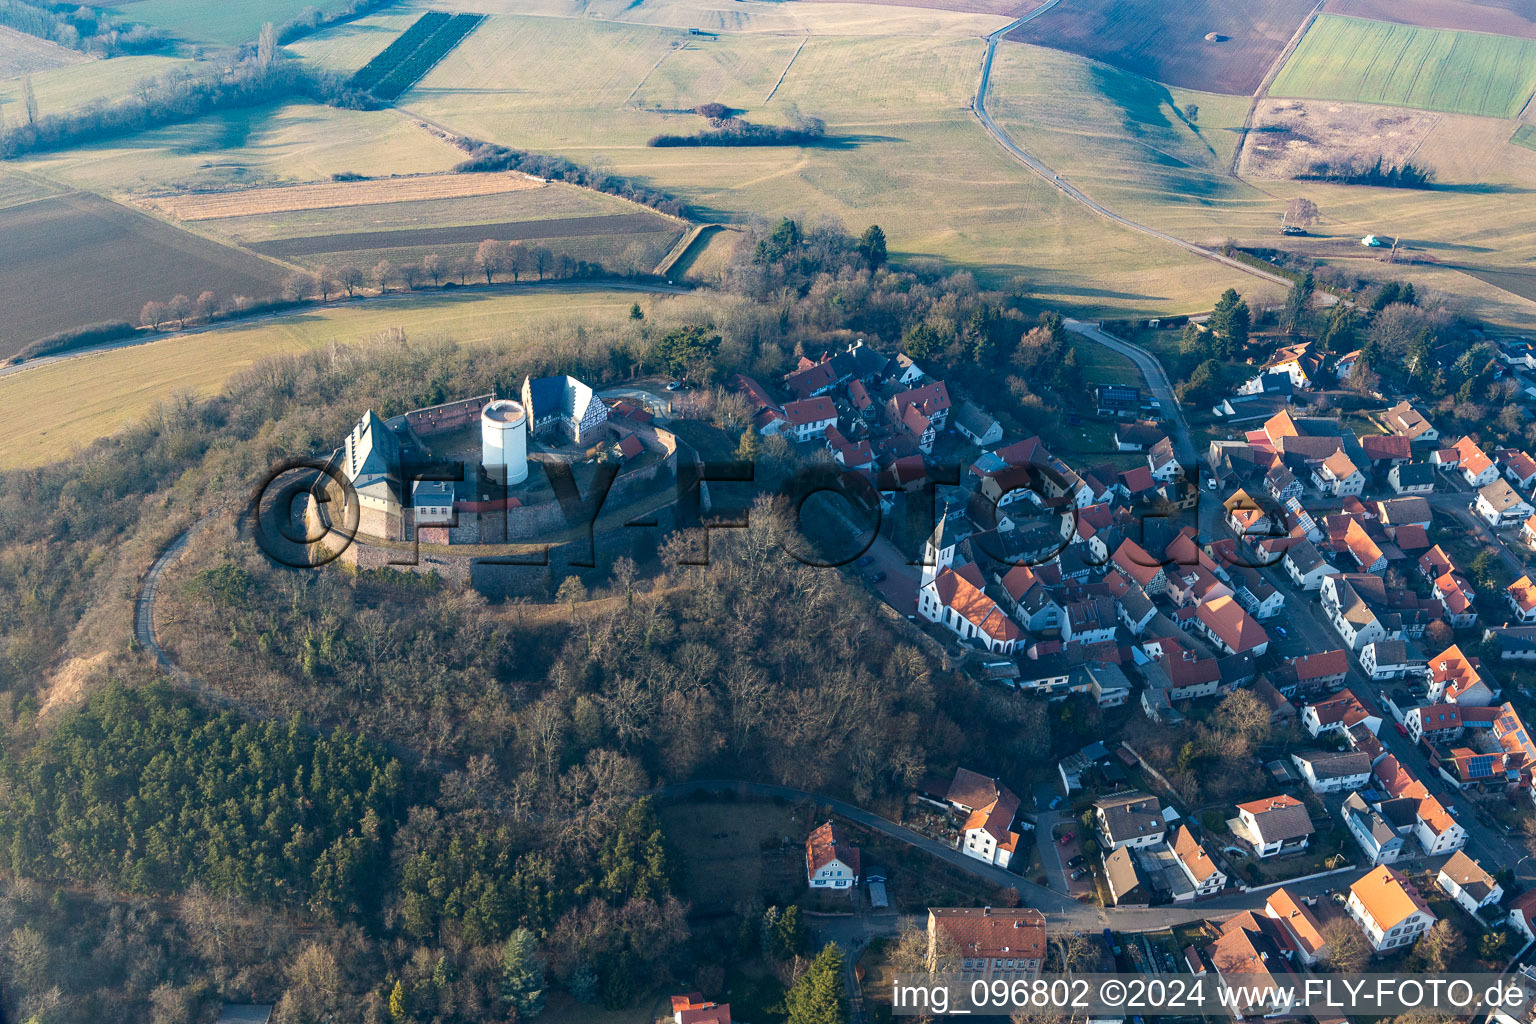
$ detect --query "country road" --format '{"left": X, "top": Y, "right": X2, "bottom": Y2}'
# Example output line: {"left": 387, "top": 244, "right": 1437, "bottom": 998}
{"left": 971, "top": 19, "right": 1320, "bottom": 299}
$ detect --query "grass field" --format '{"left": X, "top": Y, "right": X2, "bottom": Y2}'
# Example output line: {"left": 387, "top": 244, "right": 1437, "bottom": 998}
{"left": 1240, "top": 98, "right": 1444, "bottom": 179}
{"left": 1005, "top": 0, "right": 1319, "bottom": 94}
{"left": 103, "top": 0, "right": 332, "bottom": 46}
{"left": 987, "top": 44, "right": 1278, "bottom": 245}
{"left": 1515, "top": 123, "right": 1536, "bottom": 150}
{"left": 1270, "top": 15, "right": 1536, "bottom": 118}
{"left": 670, "top": 224, "right": 740, "bottom": 284}
{"left": 0, "top": 191, "right": 287, "bottom": 356}
{"left": 0, "top": 286, "right": 657, "bottom": 468}
{"left": 14, "top": 101, "right": 464, "bottom": 194}
{"left": 0, "top": 53, "right": 191, "bottom": 121}
{"left": 0, "top": 25, "right": 88, "bottom": 79}
{"left": 0, "top": 169, "right": 67, "bottom": 211}
{"left": 304, "top": 12, "right": 1257, "bottom": 313}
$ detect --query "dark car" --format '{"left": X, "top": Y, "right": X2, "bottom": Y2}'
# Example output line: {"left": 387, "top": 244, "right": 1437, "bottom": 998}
{"left": 1070, "top": 868, "right": 1087, "bottom": 880}
{"left": 871, "top": 571, "right": 887, "bottom": 583}
{"left": 1068, "top": 855, "right": 1086, "bottom": 868}
{"left": 856, "top": 555, "right": 875, "bottom": 567}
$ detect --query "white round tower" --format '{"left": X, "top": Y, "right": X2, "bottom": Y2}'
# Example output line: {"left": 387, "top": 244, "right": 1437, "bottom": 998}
{"left": 481, "top": 399, "right": 528, "bottom": 486}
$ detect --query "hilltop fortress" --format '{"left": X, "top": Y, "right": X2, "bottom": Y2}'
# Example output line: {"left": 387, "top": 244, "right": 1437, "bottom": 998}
{"left": 323, "top": 374, "right": 676, "bottom": 550}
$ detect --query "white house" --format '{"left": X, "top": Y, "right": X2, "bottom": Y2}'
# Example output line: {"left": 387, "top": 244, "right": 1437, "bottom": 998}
{"left": 782, "top": 396, "right": 838, "bottom": 442}
{"left": 1346, "top": 865, "right": 1436, "bottom": 952}
{"left": 805, "top": 821, "right": 860, "bottom": 889}
{"left": 1341, "top": 793, "right": 1406, "bottom": 866}
{"left": 1453, "top": 436, "right": 1499, "bottom": 488}
{"left": 1094, "top": 792, "right": 1166, "bottom": 851}
{"left": 1169, "top": 825, "right": 1226, "bottom": 897}
{"left": 1312, "top": 451, "right": 1365, "bottom": 497}
{"left": 1361, "top": 639, "right": 1426, "bottom": 681}
{"left": 1265, "top": 888, "right": 1328, "bottom": 966}
{"left": 1476, "top": 478, "right": 1535, "bottom": 528}
{"left": 1291, "top": 749, "right": 1371, "bottom": 793}
{"left": 1302, "top": 690, "right": 1381, "bottom": 738}
{"left": 1233, "top": 796, "right": 1313, "bottom": 858}
{"left": 1388, "top": 462, "right": 1435, "bottom": 495}
{"left": 1509, "top": 576, "right": 1536, "bottom": 624}
{"left": 1508, "top": 891, "right": 1536, "bottom": 942}
{"left": 1436, "top": 851, "right": 1503, "bottom": 917}
{"left": 1283, "top": 540, "right": 1335, "bottom": 591}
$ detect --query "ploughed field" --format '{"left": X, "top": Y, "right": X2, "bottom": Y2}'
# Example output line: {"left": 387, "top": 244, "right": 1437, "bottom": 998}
{"left": 1269, "top": 15, "right": 1536, "bottom": 118}
{"left": 0, "top": 191, "right": 285, "bottom": 357}
{"left": 350, "top": 10, "right": 486, "bottom": 102}
{"left": 1324, "top": 0, "right": 1536, "bottom": 38}
{"left": 0, "top": 25, "right": 86, "bottom": 78}
{"left": 1004, "top": 0, "right": 1319, "bottom": 94}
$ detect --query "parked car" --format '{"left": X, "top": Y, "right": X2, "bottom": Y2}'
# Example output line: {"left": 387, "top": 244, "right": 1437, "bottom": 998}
{"left": 1068, "top": 855, "right": 1086, "bottom": 868}
{"left": 1049, "top": 796, "right": 1064, "bottom": 810}
{"left": 1331, "top": 892, "right": 1347, "bottom": 905}
{"left": 1058, "top": 832, "right": 1074, "bottom": 845}
{"left": 1396, "top": 723, "right": 1409, "bottom": 737}
{"left": 1070, "top": 869, "right": 1086, "bottom": 880}
{"left": 871, "top": 571, "right": 887, "bottom": 583}
{"left": 856, "top": 555, "right": 875, "bottom": 567}
{"left": 1274, "top": 626, "right": 1287, "bottom": 637}
{"left": 665, "top": 380, "right": 682, "bottom": 391}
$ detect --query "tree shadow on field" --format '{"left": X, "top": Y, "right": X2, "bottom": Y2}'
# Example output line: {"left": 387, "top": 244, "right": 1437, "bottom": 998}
{"left": 1429, "top": 182, "right": 1534, "bottom": 195}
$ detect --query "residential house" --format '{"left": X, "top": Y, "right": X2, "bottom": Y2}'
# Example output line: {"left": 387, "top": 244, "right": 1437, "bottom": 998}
{"left": 1303, "top": 689, "right": 1381, "bottom": 738}
{"left": 1170, "top": 825, "right": 1227, "bottom": 897}
{"left": 1453, "top": 436, "right": 1499, "bottom": 488}
{"left": 1320, "top": 574, "right": 1393, "bottom": 651}
{"left": 1094, "top": 383, "right": 1141, "bottom": 417}
{"left": 1283, "top": 539, "right": 1335, "bottom": 590}
{"left": 1501, "top": 448, "right": 1536, "bottom": 490}
{"left": 1265, "top": 888, "right": 1328, "bottom": 966}
{"left": 1094, "top": 791, "right": 1166, "bottom": 850}
{"left": 782, "top": 397, "right": 838, "bottom": 442}
{"left": 1195, "top": 595, "right": 1269, "bottom": 656}
{"left": 891, "top": 353, "right": 926, "bottom": 387}
{"left": 1313, "top": 451, "right": 1365, "bottom": 497}
{"left": 1346, "top": 865, "right": 1436, "bottom": 952}
{"left": 1265, "top": 463, "right": 1304, "bottom": 504}
{"left": 1436, "top": 851, "right": 1503, "bottom": 916}
{"left": 997, "top": 565, "right": 1064, "bottom": 632}
{"left": 1377, "top": 496, "right": 1432, "bottom": 531}
{"left": 1407, "top": 703, "right": 1465, "bottom": 743}
{"left": 782, "top": 359, "right": 838, "bottom": 400}
{"left": 1511, "top": 577, "right": 1536, "bottom": 624}
{"left": 1426, "top": 645, "right": 1494, "bottom": 705}
{"left": 1201, "top": 911, "right": 1300, "bottom": 1018}
{"left": 1148, "top": 437, "right": 1182, "bottom": 483}
{"left": 1291, "top": 749, "right": 1372, "bottom": 793}
{"left": 1361, "top": 433, "right": 1413, "bottom": 468}
{"left": 1062, "top": 595, "right": 1118, "bottom": 645}
{"left": 1382, "top": 401, "right": 1440, "bottom": 445}
{"left": 927, "top": 907, "right": 1045, "bottom": 982}
{"left": 1111, "top": 538, "right": 1168, "bottom": 595}
{"left": 729, "top": 374, "right": 787, "bottom": 434}
{"left": 1477, "top": 478, "right": 1535, "bottom": 528}
{"left": 1233, "top": 796, "right": 1314, "bottom": 858}
{"left": 1525, "top": 514, "right": 1536, "bottom": 548}
{"left": 953, "top": 400, "right": 1002, "bottom": 446}
{"left": 1361, "top": 638, "right": 1426, "bottom": 680}
{"left": 1279, "top": 649, "right": 1349, "bottom": 696}
{"left": 1388, "top": 462, "right": 1436, "bottom": 495}
{"left": 1267, "top": 342, "right": 1323, "bottom": 390}
{"left": 1231, "top": 565, "right": 1285, "bottom": 620}
{"left": 1433, "top": 571, "right": 1479, "bottom": 628}
{"left": 806, "top": 821, "right": 860, "bottom": 889}
{"left": 1103, "top": 846, "right": 1149, "bottom": 906}
{"left": 1224, "top": 488, "right": 1273, "bottom": 536}
{"left": 918, "top": 563, "right": 1024, "bottom": 654}
{"left": 1115, "top": 420, "right": 1167, "bottom": 452}
{"left": 1509, "top": 891, "right": 1536, "bottom": 943}
{"left": 672, "top": 994, "right": 732, "bottom": 1024}
{"left": 1342, "top": 792, "right": 1407, "bottom": 866}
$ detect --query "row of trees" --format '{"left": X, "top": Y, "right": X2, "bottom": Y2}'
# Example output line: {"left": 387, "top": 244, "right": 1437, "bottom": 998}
{"left": 649, "top": 111, "right": 828, "bottom": 148}
{"left": 0, "top": 0, "right": 164, "bottom": 56}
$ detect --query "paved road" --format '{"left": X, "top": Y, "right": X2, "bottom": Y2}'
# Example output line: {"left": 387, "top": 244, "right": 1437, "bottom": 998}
{"left": 658, "top": 779, "right": 1369, "bottom": 933}
{"left": 1064, "top": 318, "right": 1196, "bottom": 467}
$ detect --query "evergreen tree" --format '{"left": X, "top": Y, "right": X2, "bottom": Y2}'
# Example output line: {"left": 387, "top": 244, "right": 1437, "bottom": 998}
{"left": 1207, "top": 288, "right": 1250, "bottom": 358}
{"left": 736, "top": 428, "right": 762, "bottom": 464}
{"left": 784, "top": 942, "right": 847, "bottom": 1024}
{"left": 389, "top": 979, "right": 409, "bottom": 1023}
{"left": 901, "top": 322, "right": 942, "bottom": 360}
{"left": 569, "top": 961, "right": 599, "bottom": 1004}
{"left": 629, "top": 302, "right": 644, "bottom": 320}
{"left": 856, "top": 224, "right": 887, "bottom": 269}
{"left": 500, "top": 928, "right": 546, "bottom": 1018}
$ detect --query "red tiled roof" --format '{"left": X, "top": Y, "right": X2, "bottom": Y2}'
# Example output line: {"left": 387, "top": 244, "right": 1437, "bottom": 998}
{"left": 1287, "top": 649, "right": 1347, "bottom": 681}
{"left": 930, "top": 565, "right": 1023, "bottom": 643}
{"left": 1196, "top": 595, "right": 1268, "bottom": 653}
{"left": 783, "top": 396, "right": 837, "bottom": 427}
{"left": 806, "top": 820, "right": 860, "bottom": 877}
